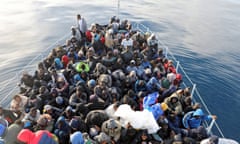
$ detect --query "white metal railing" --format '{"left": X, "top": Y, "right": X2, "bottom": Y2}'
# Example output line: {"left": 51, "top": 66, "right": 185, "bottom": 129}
{"left": 0, "top": 21, "right": 224, "bottom": 138}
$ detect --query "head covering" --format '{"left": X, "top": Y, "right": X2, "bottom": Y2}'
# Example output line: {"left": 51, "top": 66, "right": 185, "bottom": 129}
{"left": 101, "top": 119, "right": 121, "bottom": 141}
{"left": 44, "top": 105, "right": 52, "bottom": 111}
{"left": 193, "top": 109, "right": 204, "bottom": 117}
{"left": 87, "top": 79, "right": 96, "bottom": 88}
{"left": 70, "top": 131, "right": 84, "bottom": 144}
{"left": 55, "top": 96, "right": 63, "bottom": 105}
{"left": 54, "top": 58, "right": 63, "bottom": 69}
{"left": 66, "top": 106, "right": 73, "bottom": 112}
{"left": 69, "top": 118, "right": 79, "bottom": 130}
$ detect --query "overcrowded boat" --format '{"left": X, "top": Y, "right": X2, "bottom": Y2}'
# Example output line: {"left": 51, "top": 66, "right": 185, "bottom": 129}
{"left": 0, "top": 14, "right": 238, "bottom": 144}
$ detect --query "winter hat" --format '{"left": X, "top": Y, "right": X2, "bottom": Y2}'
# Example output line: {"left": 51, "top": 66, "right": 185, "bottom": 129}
{"left": 101, "top": 119, "right": 121, "bottom": 141}
{"left": 69, "top": 118, "right": 79, "bottom": 130}
{"left": 88, "top": 79, "right": 96, "bottom": 88}
{"left": 55, "top": 96, "right": 63, "bottom": 105}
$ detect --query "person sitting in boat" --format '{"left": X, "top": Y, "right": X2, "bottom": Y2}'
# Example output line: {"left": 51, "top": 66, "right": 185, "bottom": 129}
{"left": 86, "top": 47, "right": 98, "bottom": 72}
{"left": 141, "top": 45, "right": 155, "bottom": 61}
{"left": 164, "top": 59, "right": 177, "bottom": 74}
{"left": 164, "top": 91, "right": 184, "bottom": 116}
{"left": 10, "top": 94, "right": 28, "bottom": 113}
{"left": 76, "top": 50, "right": 86, "bottom": 62}
{"left": 53, "top": 57, "right": 64, "bottom": 70}
{"left": 33, "top": 68, "right": 51, "bottom": 86}
{"left": 54, "top": 77, "right": 69, "bottom": 98}
{"left": 61, "top": 55, "right": 69, "bottom": 69}
{"left": 134, "top": 80, "right": 147, "bottom": 94}
{"left": 69, "top": 86, "right": 88, "bottom": 107}
{"left": 19, "top": 71, "right": 34, "bottom": 93}
{"left": 42, "top": 105, "right": 59, "bottom": 122}
{"left": 60, "top": 106, "right": 77, "bottom": 123}
{"left": 71, "top": 26, "right": 81, "bottom": 42}
{"left": 146, "top": 77, "right": 162, "bottom": 93}
{"left": 47, "top": 96, "right": 69, "bottom": 112}
{"left": 183, "top": 108, "right": 217, "bottom": 130}
{"left": 92, "top": 63, "right": 108, "bottom": 79}
{"left": 126, "top": 60, "right": 138, "bottom": 74}
{"left": 121, "top": 33, "right": 133, "bottom": 50}
{"left": 111, "top": 57, "right": 125, "bottom": 71}
{"left": 22, "top": 107, "right": 40, "bottom": 125}
{"left": 102, "top": 49, "right": 117, "bottom": 69}
{"left": 67, "top": 48, "right": 78, "bottom": 63}
{"left": 147, "top": 33, "right": 158, "bottom": 50}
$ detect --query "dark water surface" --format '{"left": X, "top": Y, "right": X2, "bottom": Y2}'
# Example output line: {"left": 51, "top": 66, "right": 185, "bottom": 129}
{"left": 0, "top": 0, "right": 239, "bottom": 141}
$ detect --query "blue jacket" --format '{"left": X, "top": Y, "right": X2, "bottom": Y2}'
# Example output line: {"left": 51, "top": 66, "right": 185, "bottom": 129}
{"left": 183, "top": 109, "right": 212, "bottom": 129}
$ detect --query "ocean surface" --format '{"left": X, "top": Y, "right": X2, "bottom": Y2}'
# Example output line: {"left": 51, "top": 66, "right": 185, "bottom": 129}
{"left": 0, "top": 0, "right": 239, "bottom": 141}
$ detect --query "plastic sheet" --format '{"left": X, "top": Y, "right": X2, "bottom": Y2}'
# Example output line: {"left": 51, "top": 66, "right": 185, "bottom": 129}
{"left": 114, "top": 104, "right": 160, "bottom": 134}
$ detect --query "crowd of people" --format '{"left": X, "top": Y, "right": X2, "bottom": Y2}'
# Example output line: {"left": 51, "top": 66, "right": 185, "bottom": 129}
{"left": 0, "top": 14, "right": 229, "bottom": 144}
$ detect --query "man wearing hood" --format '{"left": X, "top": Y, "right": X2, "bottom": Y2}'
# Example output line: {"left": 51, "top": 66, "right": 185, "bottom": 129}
{"left": 183, "top": 109, "right": 217, "bottom": 129}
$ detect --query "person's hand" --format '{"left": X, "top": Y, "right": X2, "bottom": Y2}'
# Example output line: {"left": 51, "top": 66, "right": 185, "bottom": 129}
{"left": 211, "top": 115, "right": 217, "bottom": 120}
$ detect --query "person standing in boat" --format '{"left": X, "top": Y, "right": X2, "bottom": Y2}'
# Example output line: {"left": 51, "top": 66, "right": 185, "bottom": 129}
{"left": 77, "top": 14, "right": 87, "bottom": 37}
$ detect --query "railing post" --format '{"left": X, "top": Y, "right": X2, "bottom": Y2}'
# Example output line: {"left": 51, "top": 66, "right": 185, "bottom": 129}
{"left": 165, "top": 47, "right": 168, "bottom": 58}
{"left": 176, "top": 61, "right": 180, "bottom": 73}
{"left": 207, "top": 119, "right": 215, "bottom": 134}
{"left": 191, "top": 84, "right": 197, "bottom": 103}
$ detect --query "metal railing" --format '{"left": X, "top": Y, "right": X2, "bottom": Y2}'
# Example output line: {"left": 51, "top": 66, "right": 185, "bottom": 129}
{"left": 0, "top": 21, "right": 224, "bottom": 138}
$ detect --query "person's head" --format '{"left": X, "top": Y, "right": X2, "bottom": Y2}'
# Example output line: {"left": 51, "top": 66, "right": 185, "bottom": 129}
{"left": 77, "top": 14, "right": 81, "bottom": 20}
{"left": 29, "top": 107, "right": 38, "bottom": 117}
{"left": 170, "top": 96, "right": 178, "bottom": 103}
{"left": 140, "top": 130, "right": 148, "bottom": 141}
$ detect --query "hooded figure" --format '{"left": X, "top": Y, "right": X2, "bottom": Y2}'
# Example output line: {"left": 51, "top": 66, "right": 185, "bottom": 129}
{"left": 183, "top": 109, "right": 214, "bottom": 129}
{"left": 61, "top": 55, "right": 69, "bottom": 68}
{"left": 101, "top": 119, "right": 122, "bottom": 142}
{"left": 17, "top": 129, "right": 57, "bottom": 144}
{"left": 54, "top": 58, "right": 63, "bottom": 70}
{"left": 164, "top": 93, "right": 183, "bottom": 115}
